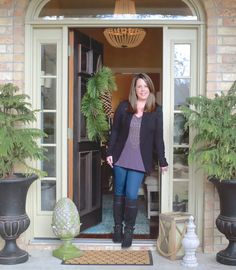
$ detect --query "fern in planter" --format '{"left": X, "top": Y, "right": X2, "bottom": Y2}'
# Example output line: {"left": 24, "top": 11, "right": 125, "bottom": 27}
{"left": 81, "top": 66, "right": 117, "bottom": 142}
{"left": 0, "top": 83, "right": 46, "bottom": 179}
{"left": 0, "top": 83, "right": 47, "bottom": 264}
{"left": 181, "top": 81, "right": 236, "bottom": 181}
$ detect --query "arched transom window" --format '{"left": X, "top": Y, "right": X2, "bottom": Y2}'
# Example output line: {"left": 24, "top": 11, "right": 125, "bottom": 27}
{"left": 38, "top": 0, "right": 198, "bottom": 20}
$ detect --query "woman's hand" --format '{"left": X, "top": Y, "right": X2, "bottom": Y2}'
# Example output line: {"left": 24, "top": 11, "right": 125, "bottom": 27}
{"left": 106, "top": 156, "right": 113, "bottom": 168}
{"left": 160, "top": 166, "right": 168, "bottom": 173}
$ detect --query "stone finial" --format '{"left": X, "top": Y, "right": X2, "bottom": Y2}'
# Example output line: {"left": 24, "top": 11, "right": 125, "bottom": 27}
{"left": 181, "top": 216, "right": 200, "bottom": 267}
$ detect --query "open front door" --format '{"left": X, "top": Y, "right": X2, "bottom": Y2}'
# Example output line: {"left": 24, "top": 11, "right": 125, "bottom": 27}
{"left": 68, "top": 30, "right": 103, "bottom": 231}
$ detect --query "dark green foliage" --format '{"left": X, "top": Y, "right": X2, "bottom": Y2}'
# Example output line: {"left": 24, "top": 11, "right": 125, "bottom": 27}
{"left": 0, "top": 83, "right": 46, "bottom": 179}
{"left": 81, "top": 66, "right": 117, "bottom": 142}
{"left": 181, "top": 81, "right": 236, "bottom": 180}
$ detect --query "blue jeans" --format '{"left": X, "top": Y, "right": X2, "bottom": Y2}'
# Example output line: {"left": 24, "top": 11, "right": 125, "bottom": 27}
{"left": 113, "top": 165, "right": 145, "bottom": 200}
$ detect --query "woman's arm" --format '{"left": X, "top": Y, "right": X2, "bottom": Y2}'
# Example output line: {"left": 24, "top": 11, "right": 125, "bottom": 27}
{"left": 106, "top": 101, "right": 125, "bottom": 156}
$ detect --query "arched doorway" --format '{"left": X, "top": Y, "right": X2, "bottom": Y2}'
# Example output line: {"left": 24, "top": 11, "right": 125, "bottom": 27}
{"left": 25, "top": 0, "right": 205, "bottom": 242}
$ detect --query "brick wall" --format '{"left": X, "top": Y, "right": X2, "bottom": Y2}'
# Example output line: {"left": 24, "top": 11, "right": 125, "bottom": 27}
{"left": 201, "top": 0, "right": 236, "bottom": 253}
{"left": 0, "top": 0, "right": 29, "bottom": 90}
{"left": 0, "top": 0, "right": 235, "bottom": 252}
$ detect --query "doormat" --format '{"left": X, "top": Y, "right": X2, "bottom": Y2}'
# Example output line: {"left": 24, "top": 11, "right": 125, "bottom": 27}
{"left": 62, "top": 250, "right": 153, "bottom": 265}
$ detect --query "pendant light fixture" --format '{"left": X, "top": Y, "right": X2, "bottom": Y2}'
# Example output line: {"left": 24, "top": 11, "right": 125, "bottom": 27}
{"left": 103, "top": 0, "right": 146, "bottom": 48}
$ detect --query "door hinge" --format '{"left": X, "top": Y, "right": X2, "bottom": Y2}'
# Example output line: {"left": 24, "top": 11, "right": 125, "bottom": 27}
{"left": 67, "top": 128, "right": 73, "bottom": 139}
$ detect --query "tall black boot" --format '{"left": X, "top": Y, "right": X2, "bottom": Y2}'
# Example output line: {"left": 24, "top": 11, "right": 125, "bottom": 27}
{"left": 122, "top": 199, "right": 138, "bottom": 248}
{"left": 112, "top": 195, "right": 125, "bottom": 243}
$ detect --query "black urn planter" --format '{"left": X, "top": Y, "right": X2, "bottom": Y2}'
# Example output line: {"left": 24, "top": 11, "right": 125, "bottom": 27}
{"left": 210, "top": 177, "right": 236, "bottom": 266}
{"left": 0, "top": 174, "right": 37, "bottom": 265}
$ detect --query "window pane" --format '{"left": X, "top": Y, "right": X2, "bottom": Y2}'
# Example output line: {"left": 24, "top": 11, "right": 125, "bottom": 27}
{"left": 173, "top": 181, "right": 188, "bottom": 212}
{"left": 41, "top": 180, "right": 56, "bottom": 211}
{"left": 174, "top": 78, "right": 190, "bottom": 109}
{"left": 39, "top": 0, "right": 196, "bottom": 20}
{"left": 174, "top": 44, "right": 190, "bottom": 77}
{"left": 173, "top": 148, "right": 189, "bottom": 179}
{"left": 41, "top": 44, "right": 57, "bottom": 76}
{"left": 43, "top": 147, "right": 56, "bottom": 177}
{"left": 174, "top": 113, "right": 189, "bottom": 145}
{"left": 41, "top": 78, "right": 56, "bottom": 110}
{"left": 42, "top": 112, "right": 56, "bottom": 144}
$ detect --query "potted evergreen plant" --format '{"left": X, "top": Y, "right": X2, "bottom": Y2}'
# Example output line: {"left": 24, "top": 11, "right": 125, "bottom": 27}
{"left": 0, "top": 83, "right": 46, "bottom": 265}
{"left": 181, "top": 81, "right": 236, "bottom": 266}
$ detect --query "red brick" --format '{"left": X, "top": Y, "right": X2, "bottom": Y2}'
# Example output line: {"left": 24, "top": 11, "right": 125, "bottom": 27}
{"left": 223, "top": 73, "right": 236, "bottom": 81}
{"left": 0, "top": 62, "right": 13, "bottom": 71}
{"left": 223, "top": 18, "right": 236, "bottom": 26}
{"left": 207, "top": 18, "right": 218, "bottom": 27}
{"left": 202, "top": 0, "right": 215, "bottom": 10}
{"left": 218, "top": 9, "right": 236, "bottom": 17}
{"left": 0, "top": 0, "right": 12, "bottom": 9}
{"left": 218, "top": 27, "right": 236, "bottom": 36}
{"left": 13, "top": 44, "right": 24, "bottom": 53}
{"left": 0, "top": 72, "right": 13, "bottom": 80}
{"left": 222, "top": 36, "right": 236, "bottom": 45}
{"left": 207, "top": 36, "right": 218, "bottom": 45}
{"left": 0, "top": 17, "right": 13, "bottom": 25}
{"left": 12, "top": 80, "right": 24, "bottom": 91}
{"left": 13, "top": 54, "right": 24, "bottom": 62}
{"left": 218, "top": 81, "right": 235, "bottom": 90}
{"left": 208, "top": 45, "right": 217, "bottom": 54}
{"left": 14, "top": 63, "right": 24, "bottom": 72}
{"left": 207, "top": 55, "right": 217, "bottom": 63}
{"left": 14, "top": 0, "right": 29, "bottom": 8}
{"left": 222, "top": 54, "right": 236, "bottom": 63}
{"left": 217, "top": 63, "right": 236, "bottom": 72}
{"left": 0, "top": 53, "right": 13, "bottom": 61}
{"left": 0, "top": 9, "right": 9, "bottom": 16}
{"left": 207, "top": 73, "right": 222, "bottom": 81}
{"left": 207, "top": 27, "right": 217, "bottom": 36}
{"left": 218, "top": 45, "right": 236, "bottom": 54}
{"left": 13, "top": 71, "right": 24, "bottom": 81}
{"left": 215, "top": 0, "right": 236, "bottom": 8}
{"left": 207, "top": 64, "right": 219, "bottom": 73}
{"left": 14, "top": 8, "right": 27, "bottom": 18}
{"left": 0, "top": 36, "right": 13, "bottom": 44}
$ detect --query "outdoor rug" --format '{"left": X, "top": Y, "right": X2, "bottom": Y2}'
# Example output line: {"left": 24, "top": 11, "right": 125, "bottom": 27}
{"left": 62, "top": 250, "right": 153, "bottom": 265}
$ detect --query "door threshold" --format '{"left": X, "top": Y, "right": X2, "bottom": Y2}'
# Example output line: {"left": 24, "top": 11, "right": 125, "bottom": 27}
{"left": 29, "top": 238, "right": 157, "bottom": 251}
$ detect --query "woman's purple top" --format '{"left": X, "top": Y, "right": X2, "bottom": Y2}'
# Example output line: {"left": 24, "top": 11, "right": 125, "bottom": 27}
{"left": 115, "top": 115, "right": 145, "bottom": 172}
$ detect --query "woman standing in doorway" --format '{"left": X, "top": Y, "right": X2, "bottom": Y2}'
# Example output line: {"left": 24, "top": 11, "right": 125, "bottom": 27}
{"left": 106, "top": 73, "right": 168, "bottom": 248}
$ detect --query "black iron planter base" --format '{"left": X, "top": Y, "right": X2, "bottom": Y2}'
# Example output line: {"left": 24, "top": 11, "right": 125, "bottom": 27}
{"left": 0, "top": 240, "right": 28, "bottom": 265}
{"left": 217, "top": 252, "right": 236, "bottom": 266}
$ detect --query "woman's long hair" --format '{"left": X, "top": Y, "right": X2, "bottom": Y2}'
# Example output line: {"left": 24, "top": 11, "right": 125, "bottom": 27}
{"left": 128, "top": 73, "right": 156, "bottom": 113}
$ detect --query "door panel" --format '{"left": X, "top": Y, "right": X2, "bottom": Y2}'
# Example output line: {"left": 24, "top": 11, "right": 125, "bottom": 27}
{"left": 68, "top": 30, "right": 103, "bottom": 231}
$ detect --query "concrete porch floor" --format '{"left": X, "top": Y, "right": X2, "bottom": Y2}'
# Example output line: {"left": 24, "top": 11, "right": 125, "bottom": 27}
{"left": 0, "top": 239, "right": 234, "bottom": 270}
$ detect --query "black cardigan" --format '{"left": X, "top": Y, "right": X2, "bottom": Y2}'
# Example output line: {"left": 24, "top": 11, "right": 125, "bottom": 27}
{"left": 107, "top": 101, "right": 168, "bottom": 173}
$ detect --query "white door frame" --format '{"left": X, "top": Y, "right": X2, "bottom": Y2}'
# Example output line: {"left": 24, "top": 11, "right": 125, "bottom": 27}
{"left": 25, "top": 0, "right": 206, "bottom": 242}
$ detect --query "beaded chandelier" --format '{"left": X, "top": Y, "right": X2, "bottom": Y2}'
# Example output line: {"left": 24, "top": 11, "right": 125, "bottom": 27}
{"left": 103, "top": 0, "right": 146, "bottom": 48}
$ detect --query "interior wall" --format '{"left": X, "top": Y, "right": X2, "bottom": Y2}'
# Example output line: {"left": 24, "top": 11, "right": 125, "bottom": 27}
{"left": 80, "top": 28, "right": 162, "bottom": 68}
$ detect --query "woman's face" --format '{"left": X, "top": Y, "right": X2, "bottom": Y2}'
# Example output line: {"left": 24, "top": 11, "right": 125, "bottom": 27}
{"left": 135, "top": 78, "right": 150, "bottom": 101}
